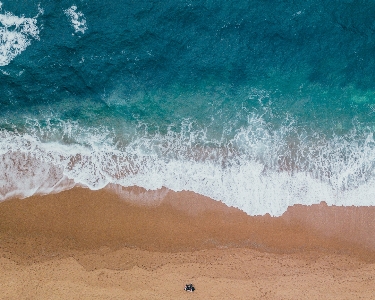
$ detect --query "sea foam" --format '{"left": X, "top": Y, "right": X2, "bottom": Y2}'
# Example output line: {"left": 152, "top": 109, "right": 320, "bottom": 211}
{"left": 64, "top": 5, "right": 87, "bottom": 34}
{"left": 0, "top": 2, "right": 42, "bottom": 66}
{"left": 1, "top": 117, "right": 375, "bottom": 216}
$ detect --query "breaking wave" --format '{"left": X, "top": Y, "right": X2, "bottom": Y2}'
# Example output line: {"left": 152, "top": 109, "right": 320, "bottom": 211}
{"left": 1, "top": 116, "right": 375, "bottom": 216}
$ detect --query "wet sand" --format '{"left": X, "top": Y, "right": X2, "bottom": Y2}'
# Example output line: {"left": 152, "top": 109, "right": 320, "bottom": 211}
{"left": 0, "top": 187, "right": 375, "bottom": 299}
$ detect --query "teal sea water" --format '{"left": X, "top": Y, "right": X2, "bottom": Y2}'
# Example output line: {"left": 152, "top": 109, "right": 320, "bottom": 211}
{"left": 1, "top": 0, "right": 375, "bottom": 215}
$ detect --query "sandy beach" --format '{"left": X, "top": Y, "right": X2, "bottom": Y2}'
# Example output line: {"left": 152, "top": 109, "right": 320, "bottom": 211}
{"left": 1, "top": 187, "right": 375, "bottom": 299}
{"left": 3, "top": 1, "right": 375, "bottom": 299}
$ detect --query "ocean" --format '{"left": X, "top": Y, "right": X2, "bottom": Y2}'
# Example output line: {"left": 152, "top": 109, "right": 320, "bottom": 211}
{"left": 1, "top": 0, "right": 375, "bottom": 216}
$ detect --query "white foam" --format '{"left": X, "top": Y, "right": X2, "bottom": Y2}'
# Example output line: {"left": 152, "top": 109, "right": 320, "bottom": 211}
{"left": 0, "top": 4, "right": 41, "bottom": 66}
{"left": 64, "top": 5, "right": 87, "bottom": 34}
{"left": 2, "top": 118, "right": 375, "bottom": 216}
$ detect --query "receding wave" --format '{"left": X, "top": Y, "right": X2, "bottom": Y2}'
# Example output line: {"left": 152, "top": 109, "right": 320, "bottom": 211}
{"left": 1, "top": 115, "right": 375, "bottom": 216}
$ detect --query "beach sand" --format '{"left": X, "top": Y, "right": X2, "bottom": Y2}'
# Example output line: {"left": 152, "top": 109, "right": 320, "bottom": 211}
{"left": 1, "top": 187, "right": 375, "bottom": 299}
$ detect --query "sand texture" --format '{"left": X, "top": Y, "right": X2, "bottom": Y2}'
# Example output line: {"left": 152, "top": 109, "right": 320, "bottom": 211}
{"left": 0, "top": 187, "right": 375, "bottom": 299}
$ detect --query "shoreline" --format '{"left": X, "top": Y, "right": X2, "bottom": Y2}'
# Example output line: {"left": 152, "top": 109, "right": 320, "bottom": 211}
{"left": 1, "top": 187, "right": 375, "bottom": 298}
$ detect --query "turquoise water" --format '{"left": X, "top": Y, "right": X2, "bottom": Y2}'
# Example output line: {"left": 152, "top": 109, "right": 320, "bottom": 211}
{"left": 1, "top": 0, "right": 375, "bottom": 215}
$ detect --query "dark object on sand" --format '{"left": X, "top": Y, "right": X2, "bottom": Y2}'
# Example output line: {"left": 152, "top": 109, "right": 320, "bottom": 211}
{"left": 184, "top": 283, "right": 195, "bottom": 292}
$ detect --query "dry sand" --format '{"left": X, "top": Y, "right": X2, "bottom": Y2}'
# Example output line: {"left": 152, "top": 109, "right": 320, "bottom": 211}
{"left": 0, "top": 187, "right": 375, "bottom": 299}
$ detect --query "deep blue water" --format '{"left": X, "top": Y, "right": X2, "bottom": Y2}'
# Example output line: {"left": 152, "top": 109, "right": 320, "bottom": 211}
{"left": 1, "top": 0, "right": 375, "bottom": 215}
